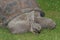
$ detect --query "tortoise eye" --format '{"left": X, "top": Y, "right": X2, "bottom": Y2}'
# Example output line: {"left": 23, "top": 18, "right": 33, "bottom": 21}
{"left": 40, "top": 11, "right": 45, "bottom": 17}
{"left": 34, "top": 10, "right": 45, "bottom": 17}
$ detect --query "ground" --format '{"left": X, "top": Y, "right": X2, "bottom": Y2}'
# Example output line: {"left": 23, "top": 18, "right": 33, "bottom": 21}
{"left": 0, "top": 0, "right": 60, "bottom": 40}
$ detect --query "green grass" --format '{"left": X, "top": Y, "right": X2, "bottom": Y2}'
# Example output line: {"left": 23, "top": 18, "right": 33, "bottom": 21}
{"left": 0, "top": 0, "right": 60, "bottom": 40}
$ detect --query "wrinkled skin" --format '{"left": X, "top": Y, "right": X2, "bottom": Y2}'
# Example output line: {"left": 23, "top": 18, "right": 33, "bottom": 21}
{"left": 8, "top": 11, "right": 56, "bottom": 34}
{"left": 8, "top": 11, "right": 41, "bottom": 34}
{"left": 35, "top": 17, "right": 56, "bottom": 29}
